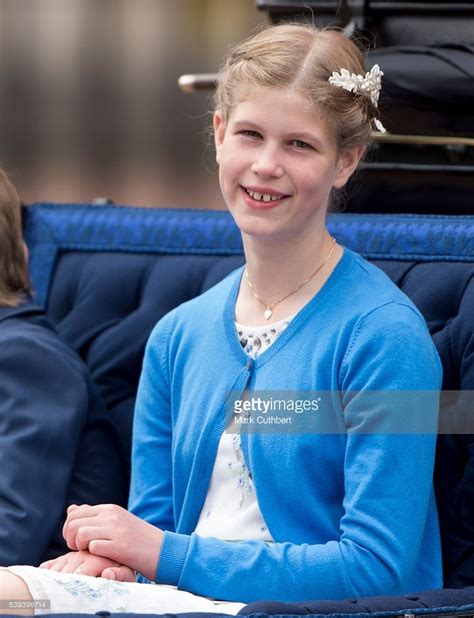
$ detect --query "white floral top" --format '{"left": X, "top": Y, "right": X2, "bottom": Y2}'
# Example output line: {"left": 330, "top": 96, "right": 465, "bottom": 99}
{"left": 194, "top": 314, "right": 294, "bottom": 541}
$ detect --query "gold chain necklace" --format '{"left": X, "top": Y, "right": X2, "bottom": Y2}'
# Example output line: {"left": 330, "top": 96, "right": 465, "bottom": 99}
{"left": 245, "top": 237, "right": 337, "bottom": 321}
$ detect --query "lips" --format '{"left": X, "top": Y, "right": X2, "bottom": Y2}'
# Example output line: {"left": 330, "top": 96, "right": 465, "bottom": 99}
{"left": 240, "top": 185, "right": 290, "bottom": 209}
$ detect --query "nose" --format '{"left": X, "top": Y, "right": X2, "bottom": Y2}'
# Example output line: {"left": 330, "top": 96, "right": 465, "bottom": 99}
{"left": 251, "top": 144, "right": 283, "bottom": 178}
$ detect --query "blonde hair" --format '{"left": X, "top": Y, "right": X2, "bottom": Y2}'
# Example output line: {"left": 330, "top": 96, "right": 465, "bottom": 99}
{"left": 214, "top": 24, "right": 377, "bottom": 152}
{"left": 0, "top": 168, "right": 31, "bottom": 307}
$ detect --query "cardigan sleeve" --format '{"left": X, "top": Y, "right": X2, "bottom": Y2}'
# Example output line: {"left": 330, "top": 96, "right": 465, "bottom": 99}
{"left": 0, "top": 331, "right": 88, "bottom": 566}
{"left": 128, "top": 315, "right": 175, "bottom": 550}
{"left": 154, "top": 301, "right": 443, "bottom": 603}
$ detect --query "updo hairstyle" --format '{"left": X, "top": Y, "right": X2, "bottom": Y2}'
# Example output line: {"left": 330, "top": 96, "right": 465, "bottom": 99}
{"left": 214, "top": 24, "right": 378, "bottom": 153}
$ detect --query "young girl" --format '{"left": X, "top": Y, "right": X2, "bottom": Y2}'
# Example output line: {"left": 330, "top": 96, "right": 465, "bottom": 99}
{"left": 0, "top": 23, "right": 442, "bottom": 614}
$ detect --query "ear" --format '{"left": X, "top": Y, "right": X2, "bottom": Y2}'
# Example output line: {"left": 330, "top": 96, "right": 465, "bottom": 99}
{"left": 213, "top": 111, "right": 226, "bottom": 165}
{"left": 333, "top": 145, "right": 365, "bottom": 189}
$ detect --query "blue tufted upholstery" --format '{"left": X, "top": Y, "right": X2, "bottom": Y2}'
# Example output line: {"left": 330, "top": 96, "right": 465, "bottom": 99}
{"left": 18, "top": 203, "right": 474, "bottom": 618}
{"left": 47, "top": 251, "right": 244, "bottom": 468}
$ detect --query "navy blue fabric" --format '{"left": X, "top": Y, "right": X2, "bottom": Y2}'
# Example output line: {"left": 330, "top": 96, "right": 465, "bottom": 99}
{"left": 429, "top": 264, "right": 474, "bottom": 588}
{"left": 15, "top": 204, "right": 474, "bottom": 616}
{"left": 239, "top": 587, "right": 474, "bottom": 615}
{"left": 3, "top": 615, "right": 234, "bottom": 618}
{"left": 0, "top": 301, "right": 127, "bottom": 566}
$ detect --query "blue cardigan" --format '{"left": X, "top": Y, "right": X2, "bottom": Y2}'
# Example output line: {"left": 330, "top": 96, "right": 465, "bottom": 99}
{"left": 129, "top": 248, "right": 443, "bottom": 603}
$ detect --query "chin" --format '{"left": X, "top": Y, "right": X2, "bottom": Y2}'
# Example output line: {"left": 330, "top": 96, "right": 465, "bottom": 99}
{"left": 226, "top": 195, "right": 290, "bottom": 236}
{"left": 234, "top": 213, "right": 286, "bottom": 240}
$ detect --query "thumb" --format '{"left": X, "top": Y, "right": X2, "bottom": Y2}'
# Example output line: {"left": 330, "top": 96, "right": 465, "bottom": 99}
{"left": 101, "top": 568, "right": 116, "bottom": 580}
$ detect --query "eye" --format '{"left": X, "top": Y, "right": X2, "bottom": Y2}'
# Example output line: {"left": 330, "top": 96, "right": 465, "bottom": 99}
{"left": 291, "top": 139, "right": 313, "bottom": 150}
{"left": 238, "top": 129, "right": 262, "bottom": 139}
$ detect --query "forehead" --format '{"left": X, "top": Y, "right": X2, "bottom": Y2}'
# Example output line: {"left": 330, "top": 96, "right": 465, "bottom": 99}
{"left": 227, "top": 87, "right": 332, "bottom": 141}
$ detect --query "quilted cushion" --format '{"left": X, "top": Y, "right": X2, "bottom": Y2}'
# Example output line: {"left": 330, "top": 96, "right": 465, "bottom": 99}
{"left": 239, "top": 585, "right": 474, "bottom": 615}
{"left": 47, "top": 253, "right": 244, "bottom": 469}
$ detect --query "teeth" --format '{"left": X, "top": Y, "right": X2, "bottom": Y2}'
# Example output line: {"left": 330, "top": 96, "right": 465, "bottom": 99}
{"left": 246, "top": 189, "right": 283, "bottom": 202}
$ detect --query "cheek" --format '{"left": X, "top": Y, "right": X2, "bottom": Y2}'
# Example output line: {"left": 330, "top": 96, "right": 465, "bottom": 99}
{"left": 219, "top": 150, "right": 244, "bottom": 186}
{"left": 218, "top": 158, "right": 239, "bottom": 202}
{"left": 297, "top": 170, "right": 329, "bottom": 195}
{"left": 299, "top": 162, "right": 338, "bottom": 193}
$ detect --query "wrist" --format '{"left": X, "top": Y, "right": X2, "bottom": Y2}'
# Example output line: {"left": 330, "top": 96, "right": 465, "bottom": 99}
{"left": 135, "top": 525, "right": 163, "bottom": 581}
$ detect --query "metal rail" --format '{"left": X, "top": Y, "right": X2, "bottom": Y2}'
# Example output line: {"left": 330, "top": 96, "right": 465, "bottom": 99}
{"left": 361, "top": 163, "right": 474, "bottom": 173}
{"left": 374, "top": 134, "right": 474, "bottom": 147}
{"left": 178, "top": 74, "right": 218, "bottom": 92}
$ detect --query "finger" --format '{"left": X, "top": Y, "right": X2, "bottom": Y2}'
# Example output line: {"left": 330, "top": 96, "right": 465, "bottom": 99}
{"left": 73, "top": 526, "right": 111, "bottom": 552}
{"left": 62, "top": 519, "right": 75, "bottom": 550}
{"left": 68, "top": 504, "right": 117, "bottom": 517}
{"left": 65, "top": 505, "right": 123, "bottom": 542}
{"left": 76, "top": 557, "right": 121, "bottom": 577}
{"left": 59, "top": 552, "right": 87, "bottom": 573}
{"left": 74, "top": 558, "right": 107, "bottom": 576}
{"left": 63, "top": 521, "right": 78, "bottom": 551}
{"left": 65, "top": 517, "right": 109, "bottom": 550}
{"left": 65, "top": 505, "right": 106, "bottom": 530}
{"left": 41, "top": 553, "right": 69, "bottom": 572}
{"left": 63, "top": 516, "right": 100, "bottom": 550}
{"left": 89, "top": 540, "right": 119, "bottom": 563}
{"left": 102, "top": 567, "right": 135, "bottom": 583}
{"left": 65, "top": 511, "right": 111, "bottom": 540}
{"left": 63, "top": 510, "right": 97, "bottom": 549}
{"left": 65, "top": 504, "right": 98, "bottom": 525}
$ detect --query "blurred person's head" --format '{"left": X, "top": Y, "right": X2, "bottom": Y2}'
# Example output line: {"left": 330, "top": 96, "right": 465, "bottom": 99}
{"left": 0, "top": 168, "right": 31, "bottom": 307}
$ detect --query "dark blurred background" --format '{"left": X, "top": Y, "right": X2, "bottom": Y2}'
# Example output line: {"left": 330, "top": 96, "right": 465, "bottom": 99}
{"left": 0, "top": 0, "right": 265, "bottom": 208}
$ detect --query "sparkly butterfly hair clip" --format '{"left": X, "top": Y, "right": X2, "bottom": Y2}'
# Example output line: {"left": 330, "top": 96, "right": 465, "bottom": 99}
{"left": 328, "top": 64, "right": 387, "bottom": 133}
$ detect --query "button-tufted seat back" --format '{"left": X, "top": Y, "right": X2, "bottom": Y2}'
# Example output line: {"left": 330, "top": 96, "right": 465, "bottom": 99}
{"left": 24, "top": 204, "right": 474, "bottom": 595}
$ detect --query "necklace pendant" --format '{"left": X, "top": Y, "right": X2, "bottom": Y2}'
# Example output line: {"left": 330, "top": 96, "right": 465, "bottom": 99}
{"left": 264, "top": 308, "right": 273, "bottom": 321}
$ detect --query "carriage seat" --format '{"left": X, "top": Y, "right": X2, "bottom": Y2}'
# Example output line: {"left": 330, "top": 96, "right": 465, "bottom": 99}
{"left": 21, "top": 202, "right": 474, "bottom": 617}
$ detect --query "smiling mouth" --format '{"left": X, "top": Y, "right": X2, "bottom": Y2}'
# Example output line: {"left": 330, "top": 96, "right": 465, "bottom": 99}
{"left": 242, "top": 187, "right": 290, "bottom": 203}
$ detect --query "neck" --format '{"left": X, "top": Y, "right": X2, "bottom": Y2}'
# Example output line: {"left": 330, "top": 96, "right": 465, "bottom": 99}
{"left": 243, "top": 228, "right": 331, "bottom": 299}
{"left": 235, "top": 227, "right": 342, "bottom": 325}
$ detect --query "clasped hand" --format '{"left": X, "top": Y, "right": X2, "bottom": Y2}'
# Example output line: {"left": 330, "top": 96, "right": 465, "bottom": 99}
{"left": 41, "top": 504, "right": 163, "bottom": 582}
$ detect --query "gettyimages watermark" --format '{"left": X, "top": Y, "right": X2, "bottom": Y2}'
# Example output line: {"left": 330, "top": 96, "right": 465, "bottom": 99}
{"left": 0, "top": 600, "right": 50, "bottom": 610}
{"left": 225, "top": 390, "right": 474, "bottom": 434}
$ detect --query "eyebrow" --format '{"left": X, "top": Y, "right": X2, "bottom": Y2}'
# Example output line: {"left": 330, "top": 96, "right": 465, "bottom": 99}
{"left": 232, "top": 120, "right": 324, "bottom": 147}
